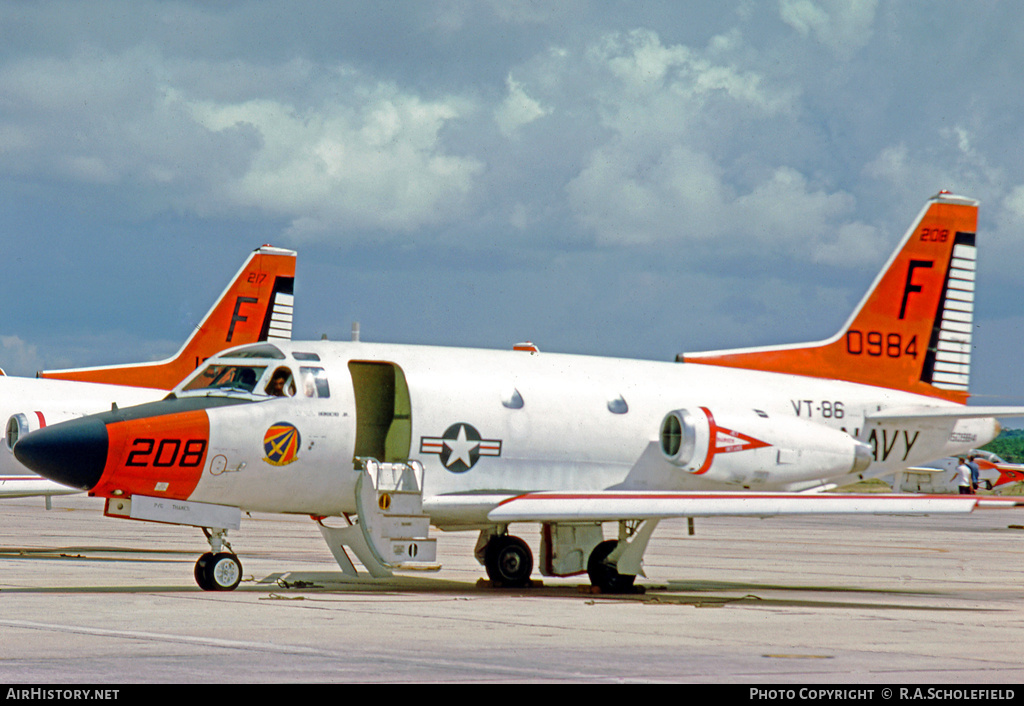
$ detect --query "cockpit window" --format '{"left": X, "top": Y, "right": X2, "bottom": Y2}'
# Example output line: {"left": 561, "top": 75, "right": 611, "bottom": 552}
{"left": 181, "top": 364, "right": 267, "bottom": 393}
{"left": 265, "top": 366, "right": 296, "bottom": 397}
{"left": 299, "top": 367, "right": 330, "bottom": 398}
{"left": 179, "top": 355, "right": 330, "bottom": 401}
{"left": 223, "top": 344, "right": 286, "bottom": 360}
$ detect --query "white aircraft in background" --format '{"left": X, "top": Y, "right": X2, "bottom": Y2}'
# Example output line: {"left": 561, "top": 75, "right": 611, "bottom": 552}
{"left": 0, "top": 245, "right": 295, "bottom": 500}
{"left": 884, "top": 450, "right": 1024, "bottom": 494}
{"left": 13, "top": 192, "right": 1024, "bottom": 592}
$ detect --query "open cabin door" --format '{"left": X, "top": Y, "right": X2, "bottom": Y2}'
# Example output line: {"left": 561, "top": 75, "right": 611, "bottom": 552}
{"left": 321, "top": 360, "right": 436, "bottom": 575}
{"left": 347, "top": 361, "right": 412, "bottom": 464}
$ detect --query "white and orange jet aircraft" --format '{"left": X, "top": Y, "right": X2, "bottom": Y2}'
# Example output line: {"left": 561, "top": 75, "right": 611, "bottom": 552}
{"left": 13, "top": 192, "right": 1024, "bottom": 592}
{"left": 884, "top": 450, "right": 1024, "bottom": 494}
{"left": 0, "top": 245, "right": 295, "bottom": 499}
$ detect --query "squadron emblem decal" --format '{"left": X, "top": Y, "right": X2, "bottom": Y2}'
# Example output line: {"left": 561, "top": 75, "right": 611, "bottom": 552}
{"left": 420, "top": 423, "right": 502, "bottom": 473}
{"left": 263, "top": 422, "right": 301, "bottom": 466}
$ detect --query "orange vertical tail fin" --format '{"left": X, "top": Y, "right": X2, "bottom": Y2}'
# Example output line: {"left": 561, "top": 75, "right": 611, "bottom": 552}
{"left": 39, "top": 245, "right": 296, "bottom": 390}
{"left": 682, "top": 192, "right": 978, "bottom": 403}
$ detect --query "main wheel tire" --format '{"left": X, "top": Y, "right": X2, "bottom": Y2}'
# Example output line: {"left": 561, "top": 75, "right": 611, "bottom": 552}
{"left": 587, "top": 539, "right": 636, "bottom": 593}
{"left": 484, "top": 535, "right": 533, "bottom": 588}
{"left": 195, "top": 552, "right": 243, "bottom": 591}
{"left": 194, "top": 552, "right": 215, "bottom": 591}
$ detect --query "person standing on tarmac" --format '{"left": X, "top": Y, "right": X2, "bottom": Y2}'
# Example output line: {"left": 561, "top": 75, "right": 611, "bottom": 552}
{"left": 953, "top": 458, "right": 974, "bottom": 495}
{"left": 967, "top": 454, "right": 981, "bottom": 491}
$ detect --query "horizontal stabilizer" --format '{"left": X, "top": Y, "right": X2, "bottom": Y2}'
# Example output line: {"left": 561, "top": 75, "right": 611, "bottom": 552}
{"left": 865, "top": 405, "right": 1024, "bottom": 423}
{"left": 487, "top": 490, "right": 1024, "bottom": 523}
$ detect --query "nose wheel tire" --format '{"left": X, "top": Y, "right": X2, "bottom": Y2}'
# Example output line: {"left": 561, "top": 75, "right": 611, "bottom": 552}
{"left": 195, "top": 552, "right": 243, "bottom": 591}
{"left": 484, "top": 535, "right": 533, "bottom": 588}
{"left": 587, "top": 540, "right": 636, "bottom": 593}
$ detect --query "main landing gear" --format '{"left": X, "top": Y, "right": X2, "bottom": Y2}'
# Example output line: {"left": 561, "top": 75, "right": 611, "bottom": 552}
{"left": 194, "top": 528, "right": 243, "bottom": 591}
{"left": 484, "top": 534, "right": 534, "bottom": 588}
{"left": 586, "top": 539, "right": 636, "bottom": 593}
{"left": 477, "top": 520, "right": 659, "bottom": 593}
{"left": 584, "top": 520, "right": 659, "bottom": 594}
{"left": 478, "top": 531, "right": 534, "bottom": 588}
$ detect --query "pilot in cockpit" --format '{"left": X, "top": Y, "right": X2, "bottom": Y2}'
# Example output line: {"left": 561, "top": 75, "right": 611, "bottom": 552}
{"left": 266, "top": 367, "right": 295, "bottom": 397}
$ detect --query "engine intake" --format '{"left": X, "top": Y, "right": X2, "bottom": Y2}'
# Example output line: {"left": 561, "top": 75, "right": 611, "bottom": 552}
{"left": 659, "top": 409, "right": 699, "bottom": 467}
{"left": 658, "top": 407, "right": 872, "bottom": 485}
{"left": 6, "top": 411, "right": 79, "bottom": 452}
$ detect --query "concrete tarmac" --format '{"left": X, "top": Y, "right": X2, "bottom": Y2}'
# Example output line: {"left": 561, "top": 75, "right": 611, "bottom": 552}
{"left": 1, "top": 493, "right": 1023, "bottom": 684}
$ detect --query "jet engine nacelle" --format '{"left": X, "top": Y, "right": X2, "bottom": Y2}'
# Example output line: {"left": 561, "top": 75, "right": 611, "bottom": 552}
{"left": 5, "top": 410, "right": 82, "bottom": 453}
{"left": 659, "top": 407, "right": 873, "bottom": 486}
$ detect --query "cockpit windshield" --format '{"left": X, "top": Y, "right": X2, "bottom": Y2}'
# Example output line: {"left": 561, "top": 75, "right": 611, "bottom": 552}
{"left": 178, "top": 357, "right": 331, "bottom": 400}
{"left": 181, "top": 364, "right": 268, "bottom": 394}
{"left": 225, "top": 344, "right": 286, "bottom": 359}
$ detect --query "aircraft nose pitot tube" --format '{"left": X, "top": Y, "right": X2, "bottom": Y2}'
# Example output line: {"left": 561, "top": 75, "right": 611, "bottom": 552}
{"left": 659, "top": 407, "right": 872, "bottom": 485}
{"left": 14, "top": 415, "right": 110, "bottom": 491}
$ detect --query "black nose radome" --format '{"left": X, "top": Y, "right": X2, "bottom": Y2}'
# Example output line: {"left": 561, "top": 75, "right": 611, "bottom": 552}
{"left": 14, "top": 416, "right": 109, "bottom": 491}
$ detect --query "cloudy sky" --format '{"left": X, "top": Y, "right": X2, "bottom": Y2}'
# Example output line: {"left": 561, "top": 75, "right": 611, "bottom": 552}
{"left": 2, "top": 1, "right": 1023, "bottom": 413}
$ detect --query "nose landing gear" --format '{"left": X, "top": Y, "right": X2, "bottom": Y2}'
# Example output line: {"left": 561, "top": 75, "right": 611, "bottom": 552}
{"left": 195, "top": 528, "right": 243, "bottom": 591}
{"left": 195, "top": 552, "right": 243, "bottom": 591}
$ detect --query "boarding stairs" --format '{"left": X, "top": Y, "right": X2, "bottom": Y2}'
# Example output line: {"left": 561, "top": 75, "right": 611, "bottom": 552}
{"left": 317, "top": 458, "right": 439, "bottom": 578}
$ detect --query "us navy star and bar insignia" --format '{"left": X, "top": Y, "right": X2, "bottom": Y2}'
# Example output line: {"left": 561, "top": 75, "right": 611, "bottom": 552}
{"left": 420, "top": 423, "right": 502, "bottom": 473}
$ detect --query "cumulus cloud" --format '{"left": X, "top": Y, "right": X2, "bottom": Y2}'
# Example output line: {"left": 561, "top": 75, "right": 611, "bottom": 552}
{"left": 555, "top": 29, "right": 878, "bottom": 264}
{"left": 495, "top": 75, "right": 549, "bottom": 137}
{"left": 3, "top": 1, "right": 1024, "bottom": 402}
{"left": 0, "top": 48, "right": 484, "bottom": 239}
{"left": 865, "top": 125, "right": 1007, "bottom": 208}
{"left": 0, "top": 47, "right": 267, "bottom": 206}
{"left": 0, "top": 24, "right": 882, "bottom": 265}
{"left": 569, "top": 154, "right": 881, "bottom": 264}
{"left": 779, "top": 0, "right": 878, "bottom": 57}
{"left": 2, "top": 8, "right": 1015, "bottom": 279}
{"left": 184, "top": 84, "right": 484, "bottom": 237}
{"left": 588, "top": 29, "right": 793, "bottom": 119}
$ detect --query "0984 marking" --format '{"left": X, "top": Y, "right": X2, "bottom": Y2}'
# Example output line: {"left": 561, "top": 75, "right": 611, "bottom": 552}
{"left": 846, "top": 331, "right": 918, "bottom": 359}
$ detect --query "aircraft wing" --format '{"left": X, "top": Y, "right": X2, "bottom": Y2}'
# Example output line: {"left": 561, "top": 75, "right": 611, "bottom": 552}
{"left": 0, "top": 475, "right": 79, "bottom": 499}
{"left": 486, "top": 491, "right": 1024, "bottom": 523}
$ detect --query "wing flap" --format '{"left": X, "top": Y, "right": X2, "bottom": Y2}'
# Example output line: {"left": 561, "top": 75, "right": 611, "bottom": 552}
{"left": 487, "top": 491, "right": 1024, "bottom": 523}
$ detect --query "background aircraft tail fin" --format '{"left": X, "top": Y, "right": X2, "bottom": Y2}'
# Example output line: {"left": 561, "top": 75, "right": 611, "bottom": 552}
{"left": 681, "top": 192, "right": 979, "bottom": 403}
{"left": 39, "top": 245, "right": 296, "bottom": 390}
